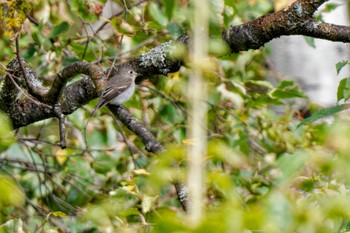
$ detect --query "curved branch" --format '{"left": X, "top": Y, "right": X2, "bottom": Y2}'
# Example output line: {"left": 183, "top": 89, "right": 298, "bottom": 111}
{"left": 4, "top": 0, "right": 350, "bottom": 128}
{"left": 221, "top": 0, "right": 349, "bottom": 52}
{"left": 5, "top": 61, "right": 106, "bottom": 128}
{"left": 47, "top": 61, "right": 106, "bottom": 104}
{"left": 5, "top": 35, "right": 185, "bottom": 129}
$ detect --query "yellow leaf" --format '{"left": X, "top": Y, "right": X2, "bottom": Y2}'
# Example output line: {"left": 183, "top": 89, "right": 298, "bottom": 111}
{"left": 182, "top": 138, "right": 199, "bottom": 145}
{"left": 133, "top": 169, "right": 150, "bottom": 175}
{"left": 167, "top": 71, "right": 180, "bottom": 79}
{"left": 50, "top": 211, "right": 67, "bottom": 218}
{"left": 55, "top": 149, "right": 68, "bottom": 164}
{"left": 0, "top": 111, "right": 15, "bottom": 151}
{"left": 274, "top": 0, "right": 296, "bottom": 12}
{"left": 141, "top": 195, "right": 158, "bottom": 213}
{"left": 123, "top": 185, "right": 136, "bottom": 192}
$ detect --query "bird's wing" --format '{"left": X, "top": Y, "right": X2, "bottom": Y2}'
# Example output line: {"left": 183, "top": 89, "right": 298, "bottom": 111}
{"left": 94, "top": 77, "right": 133, "bottom": 110}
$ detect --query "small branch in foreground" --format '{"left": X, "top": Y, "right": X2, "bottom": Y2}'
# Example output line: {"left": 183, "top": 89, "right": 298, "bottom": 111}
{"left": 108, "top": 104, "right": 188, "bottom": 211}
{"left": 53, "top": 104, "right": 66, "bottom": 149}
{"left": 108, "top": 105, "right": 164, "bottom": 153}
{"left": 15, "top": 37, "right": 49, "bottom": 101}
{"left": 15, "top": 36, "right": 30, "bottom": 90}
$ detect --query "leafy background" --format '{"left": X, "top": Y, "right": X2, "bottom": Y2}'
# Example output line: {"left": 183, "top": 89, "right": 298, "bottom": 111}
{"left": 1, "top": 0, "right": 350, "bottom": 232}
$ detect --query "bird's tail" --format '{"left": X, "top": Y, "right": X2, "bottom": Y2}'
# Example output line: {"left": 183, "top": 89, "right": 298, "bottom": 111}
{"left": 83, "top": 100, "right": 102, "bottom": 149}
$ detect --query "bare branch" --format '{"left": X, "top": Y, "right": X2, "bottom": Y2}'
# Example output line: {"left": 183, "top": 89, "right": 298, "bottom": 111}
{"left": 108, "top": 104, "right": 164, "bottom": 153}
{"left": 298, "top": 20, "right": 350, "bottom": 42}
{"left": 107, "top": 104, "right": 188, "bottom": 210}
{"left": 53, "top": 104, "right": 66, "bottom": 149}
{"left": 222, "top": 0, "right": 349, "bottom": 52}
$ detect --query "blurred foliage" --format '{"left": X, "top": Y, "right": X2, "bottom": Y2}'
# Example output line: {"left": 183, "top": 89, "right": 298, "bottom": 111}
{"left": 0, "top": 0, "right": 349, "bottom": 232}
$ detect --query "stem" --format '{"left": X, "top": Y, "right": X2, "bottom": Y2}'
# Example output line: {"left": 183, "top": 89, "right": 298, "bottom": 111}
{"left": 187, "top": 0, "right": 209, "bottom": 225}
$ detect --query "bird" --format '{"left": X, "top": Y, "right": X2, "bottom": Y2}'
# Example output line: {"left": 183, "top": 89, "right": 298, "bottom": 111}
{"left": 90, "top": 66, "right": 139, "bottom": 117}
{"left": 83, "top": 66, "right": 139, "bottom": 147}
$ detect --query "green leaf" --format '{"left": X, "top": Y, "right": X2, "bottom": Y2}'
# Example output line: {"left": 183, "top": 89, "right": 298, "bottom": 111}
{"left": 246, "top": 94, "right": 283, "bottom": 108}
{"left": 66, "top": 188, "right": 90, "bottom": 206}
{"left": 336, "top": 60, "right": 349, "bottom": 75}
{"left": 148, "top": 3, "right": 168, "bottom": 26}
{"left": 272, "top": 80, "right": 305, "bottom": 99}
{"left": 244, "top": 80, "right": 273, "bottom": 94}
{"left": 275, "top": 152, "right": 307, "bottom": 184}
{"left": 62, "top": 57, "right": 80, "bottom": 67}
{"left": 23, "top": 43, "right": 37, "bottom": 59}
{"left": 0, "top": 111, "right": 15, "bottom": 151}
{"left": 298, "top": 104, "right": 345, "bottom": 127}
{"left": 304, "top": 36, "right": 315, "bottom": 48}
{"left": 162, "top": 0, "right": 175, "bottom": 20}
{"left": 224, "top": 0, "right": 235, "bottom": 7}
{"left": 0, "top": 174, "right": 25, "bottom": 207}
{"left": 167, "top": 23, "right": 184, "bottom": 37}
{"left": 160, "top": 104, "right": 184, "bottom": 124}
{"left": 92, "top": 153, "right": 117, "bottom": 174}
{"left": 323, "top": 3, "right": 340, "bottom": 12}
{"left": 336, "top": 77, "right": 350, "bottom": 101}
{"left": 209, "top": 38, "right": 230, "bottom": 56}
{"left": 141, "top": 195, "right": 158, "bottom": 213}
{"left": 70, "top": 41, "right": 95, "bottom": 61}
{"left": 50, "top": 22, "right": 70, "bottom": 38}
{"left": 31, "top": 31, "right": 41, "bottom": 46}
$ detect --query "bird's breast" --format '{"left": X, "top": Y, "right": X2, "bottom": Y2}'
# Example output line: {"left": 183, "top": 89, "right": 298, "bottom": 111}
{"left": 110, "top": 84, "right": 136, "bottom": 105}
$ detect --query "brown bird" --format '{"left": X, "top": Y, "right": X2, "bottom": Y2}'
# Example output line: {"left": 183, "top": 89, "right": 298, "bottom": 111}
{"left": 91, "top": 66, "right": 139, "bottom": 116}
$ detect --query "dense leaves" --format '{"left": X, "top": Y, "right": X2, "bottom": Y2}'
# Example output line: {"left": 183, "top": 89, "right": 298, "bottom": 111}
{"left": 0, "top": 0, "right": 350, "bottom": 232}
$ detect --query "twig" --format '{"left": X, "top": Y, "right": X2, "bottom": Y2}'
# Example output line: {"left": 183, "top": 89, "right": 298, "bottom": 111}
{"left": 26, "top": 14, "right": 39, "bottom": 26}
{"left": 15, "top": 36, "right": 31, "bottom": 89}
{"left": 5, "top": 71, "right": 52, "bottom": 109}
{"left": 108, "top": 104, "right": 188, "bottom": 211}
{"left": 53, "top": 104, "right": 67, "bottom": 149}
{"left": 111, "top": 113, "right": 147, "bottom": 158}
{"left": 93, "top": 0, "right": 147, "bottom": 36}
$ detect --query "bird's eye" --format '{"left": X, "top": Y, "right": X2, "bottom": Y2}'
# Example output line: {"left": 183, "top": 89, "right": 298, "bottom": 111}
{"left": 128, "top": 70, "right": 134, "bottom": 75}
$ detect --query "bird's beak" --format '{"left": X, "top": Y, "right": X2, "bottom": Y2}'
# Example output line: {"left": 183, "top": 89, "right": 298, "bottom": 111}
{"left": 136, "top": 72, "right": 142, "bottom": 79}
{"left": 135, "top": 72, "right": 143, "bottom": 83}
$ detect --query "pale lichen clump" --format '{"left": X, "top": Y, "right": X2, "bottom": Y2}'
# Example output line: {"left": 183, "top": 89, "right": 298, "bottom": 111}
{"left": 139, "top": 40, "right": 174, "bottom": 68}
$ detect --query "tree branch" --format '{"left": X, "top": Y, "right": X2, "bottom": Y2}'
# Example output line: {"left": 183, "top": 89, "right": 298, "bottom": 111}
{"left": 108, "top": 105, "right": 164, "bottom": 153}
{"left": 3, "top": 60, "right": 105, "bottom": 128}
{"left": 298, "top": 20, "right": 350, "bottom": 42}
{"left": 107, "top": 104, "right": 188, "bottom": 210}
{"left": 221, "top": 0, "right": 349, "bottom": 52}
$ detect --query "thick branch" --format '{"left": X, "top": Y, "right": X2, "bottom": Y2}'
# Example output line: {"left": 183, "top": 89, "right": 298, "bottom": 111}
{"left": 4, "top": 0, "right": 350, "bottom": 129}
{"left": 221, "top": 0, "right": 349, "bottom": 52}
{"left": 4, "top": 36, "right": 185, "bottom": 129}
{"left": 108, "top": 36, "right": 187, "bottom": 78}
{"left": 297, "top": 20, "right": 350, "bottom": 41}
{"left": 48, "top": 61, "right": 106, "bottom": 104}
{"left": 4, "top": 61, "right": 105, "bottom": 128}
